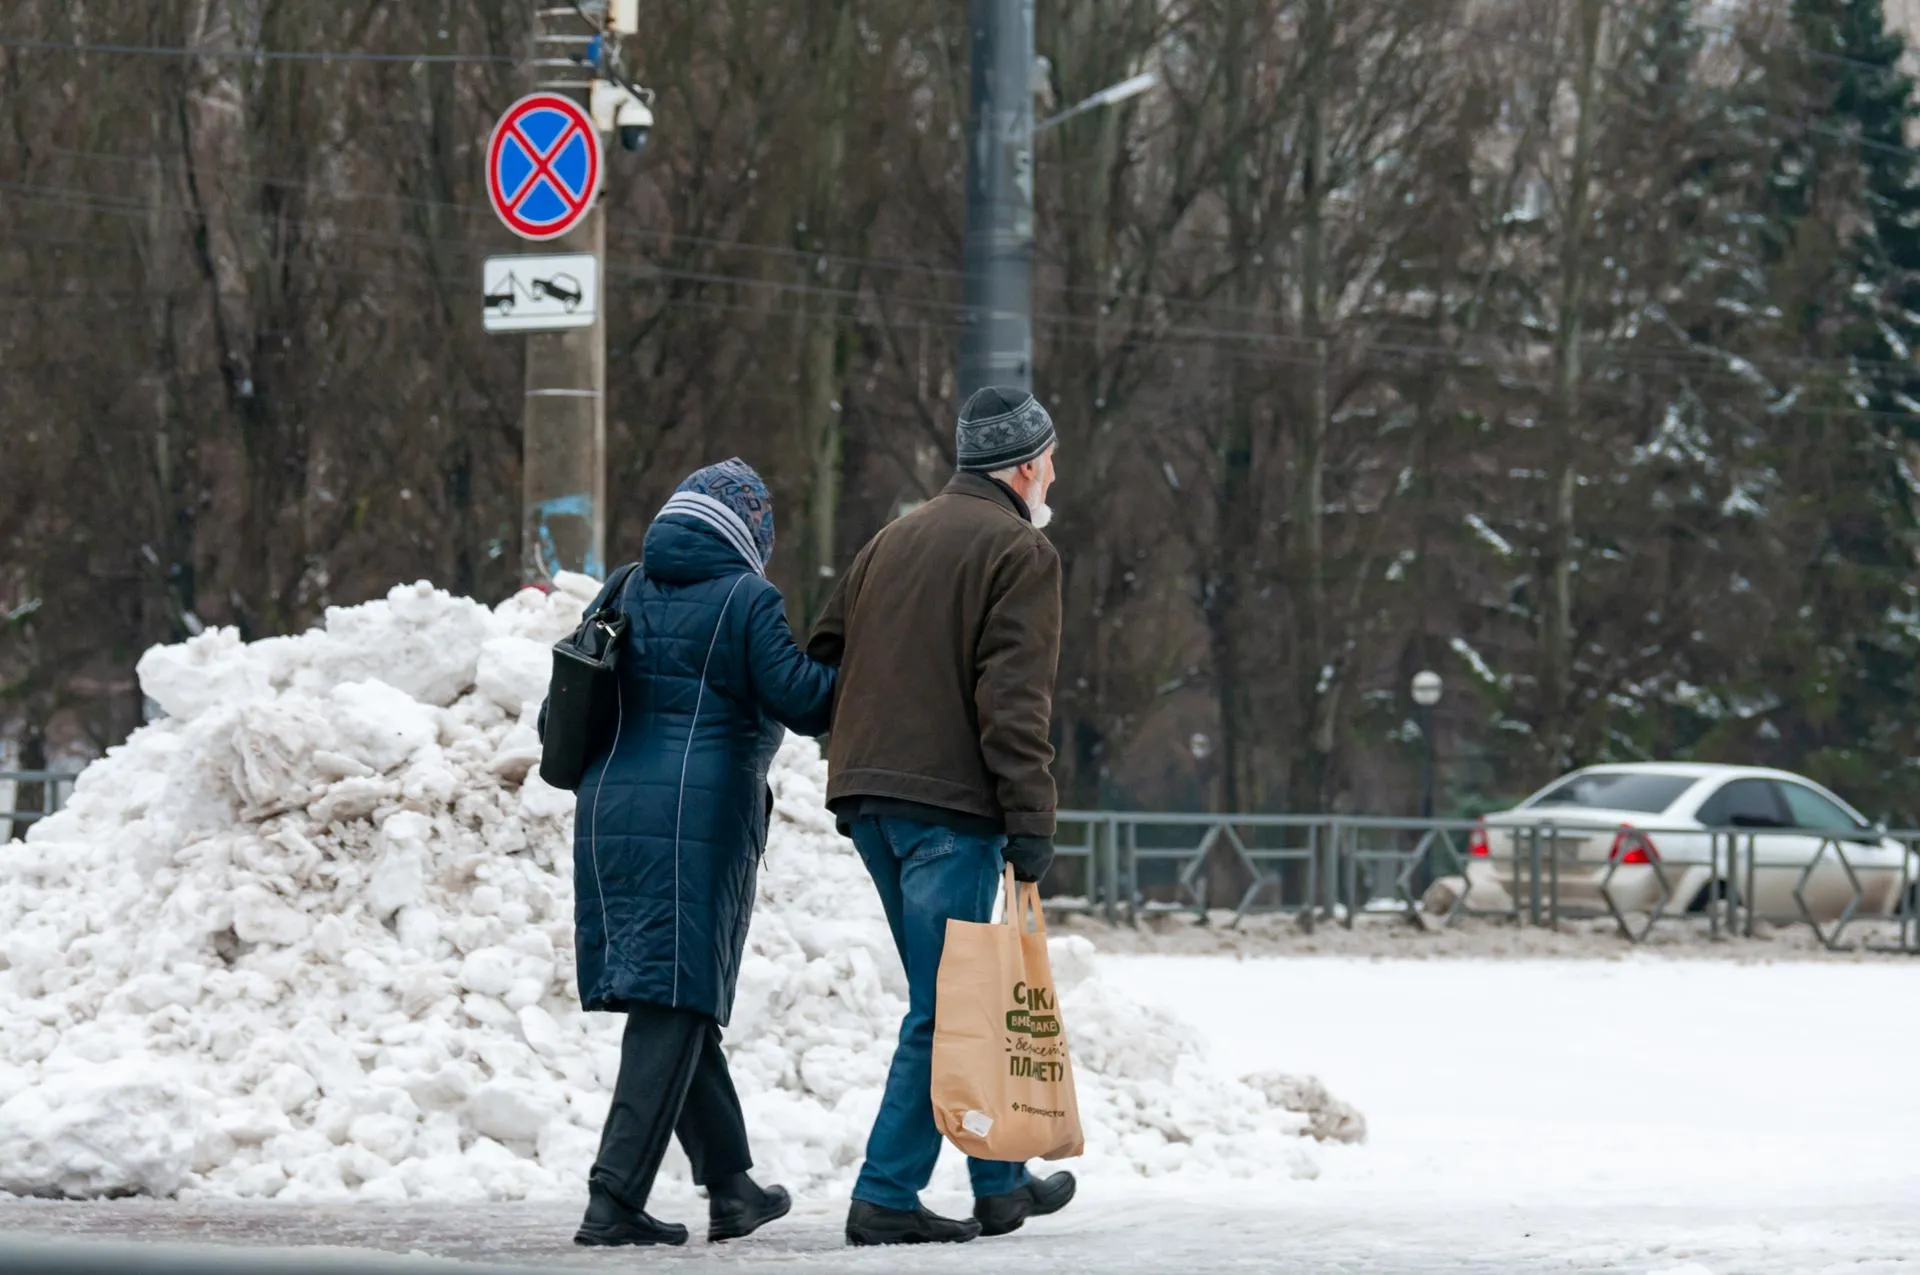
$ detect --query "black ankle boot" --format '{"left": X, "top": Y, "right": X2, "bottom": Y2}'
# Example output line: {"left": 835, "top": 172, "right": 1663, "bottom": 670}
{"left": 706, "top": 1172, "right": 792, "bottom": 1243}
{"left": 573, "top": 1185, "right": 690, "bottom": 1247}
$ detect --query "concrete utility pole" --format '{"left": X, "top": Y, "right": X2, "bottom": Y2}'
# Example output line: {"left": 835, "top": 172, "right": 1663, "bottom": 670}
{"left": 518, "top": 2, "right": 616, "bottom": 584}
{"left": 958, "top": 0, "right": 1036, "bottom": 400}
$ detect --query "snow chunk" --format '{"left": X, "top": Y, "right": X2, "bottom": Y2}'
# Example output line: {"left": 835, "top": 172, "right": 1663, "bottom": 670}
{"left": 136, "top": 628, "right": 272, "bottom": 722}
{"left": 328, "top": 681, "right": 438, "bottom": 773}
{"left": 230, "top": 885, "right": 311, "bottom": 946}
{"left": 476, "top": 638, "right": 552, "bottom": 714}
{"left": 313, "top": 583, "right": 491, "bottom": 708}
{"left": 466, "top": 1082, "right": 563, "bottom": 1145}
{"left": 0, "top": 1060, "right": 208, "bottom": 1198}
{"left": 550, "top": 572, "right": 603, "bottom": 604}
{"left": 1241, "top": 1073, "right": 1368, "bottom": 1144}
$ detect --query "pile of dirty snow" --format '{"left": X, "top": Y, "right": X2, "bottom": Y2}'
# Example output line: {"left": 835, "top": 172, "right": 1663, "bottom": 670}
{"left": 0, "top": 578, "right": 1353, "bottom": 1202}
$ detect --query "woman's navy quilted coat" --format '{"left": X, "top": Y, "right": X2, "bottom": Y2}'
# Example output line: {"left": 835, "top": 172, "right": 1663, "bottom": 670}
{"left": 568, "top": 516, "right": 834, "bottom": 1025}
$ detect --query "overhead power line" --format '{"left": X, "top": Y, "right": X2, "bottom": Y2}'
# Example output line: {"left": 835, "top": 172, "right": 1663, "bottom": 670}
{"left": 7, "top": 219, "right": 1915, "bottom": 426}
{"left": 6, "top": 227, "right": 1914, "bottom": 427}
{"left": 9, "top": 172, "right": 1920, "bottom": 396}
{"left": 0, "top": 36, "right": 513, "bottom": 65}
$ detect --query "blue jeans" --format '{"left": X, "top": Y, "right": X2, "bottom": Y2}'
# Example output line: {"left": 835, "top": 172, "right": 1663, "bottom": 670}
{"left": 850, "top": 816, "right": 1031, "bottom": 1211}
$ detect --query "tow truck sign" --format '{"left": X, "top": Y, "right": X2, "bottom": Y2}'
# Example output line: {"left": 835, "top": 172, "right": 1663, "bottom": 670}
{"left": 482, "top": 253, "right": 599, "bottom": 333}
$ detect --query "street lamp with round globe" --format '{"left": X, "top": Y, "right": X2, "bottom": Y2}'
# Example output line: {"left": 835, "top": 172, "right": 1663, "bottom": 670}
{"left": 1411, "top": 670, "right": 1443, "bottom": 821}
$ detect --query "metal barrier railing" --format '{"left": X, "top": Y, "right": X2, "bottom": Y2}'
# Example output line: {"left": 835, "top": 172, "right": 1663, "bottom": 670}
{"left": 1046, "top": 810, "right": 1920, "bottom": 953}
{"left": 9, "top": 773, "right": 1912, "bottom": 952}
{"left": 2, "top": 769, "right": 77, "bottom": 840}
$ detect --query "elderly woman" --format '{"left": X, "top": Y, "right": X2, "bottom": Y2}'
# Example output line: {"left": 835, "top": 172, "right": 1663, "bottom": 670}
{"left": 562, "top": 459, "right": 835, "bottom": 1248}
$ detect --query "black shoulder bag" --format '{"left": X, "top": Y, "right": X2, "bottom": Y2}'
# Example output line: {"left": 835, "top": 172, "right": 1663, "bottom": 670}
{"left": 537, "top": 562, "right": 643, "bottom": 791}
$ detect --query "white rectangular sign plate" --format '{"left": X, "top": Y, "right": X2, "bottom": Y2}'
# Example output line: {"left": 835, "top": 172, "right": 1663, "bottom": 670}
{"left": 483, "top": 253, "right": 599, "bottom": 332}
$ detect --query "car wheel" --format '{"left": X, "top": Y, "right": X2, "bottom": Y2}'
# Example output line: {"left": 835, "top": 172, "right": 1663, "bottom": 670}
{"left": 1687, "top": 878, "right": 1736, "bottom": 915}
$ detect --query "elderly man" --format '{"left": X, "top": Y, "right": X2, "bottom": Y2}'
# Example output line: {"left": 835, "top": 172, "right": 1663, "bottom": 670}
{"left": 808, "top": 386, "right": 1076, "bottom": 1247}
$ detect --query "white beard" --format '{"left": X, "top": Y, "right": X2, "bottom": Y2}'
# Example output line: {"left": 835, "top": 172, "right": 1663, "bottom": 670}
{"left": 1031, "top": 502, "right": 1054, "bottom": 531}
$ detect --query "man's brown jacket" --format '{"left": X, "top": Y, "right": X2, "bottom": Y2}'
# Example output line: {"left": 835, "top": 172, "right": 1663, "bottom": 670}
{"left": 807, "top": 473, "right": 1061, "bottom": 838}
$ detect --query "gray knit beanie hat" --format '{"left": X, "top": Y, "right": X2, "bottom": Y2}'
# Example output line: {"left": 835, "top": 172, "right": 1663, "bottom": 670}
{"left": 956, "top": 387, "right": 1057, "bottom": 473}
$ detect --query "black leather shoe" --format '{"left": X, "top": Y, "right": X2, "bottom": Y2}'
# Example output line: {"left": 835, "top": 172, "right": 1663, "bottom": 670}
{"left": 707, "top": 1173, "right": 793, "bottom": 1243}
{"left": 845, "top": 1200, "right": 983, "bottom": 1246}
{"left": 573, "top": 1186, "right": 690, "bottom": 1247}
{"left": 974, "top": 1171, "right": 1077, "bottom": 1237}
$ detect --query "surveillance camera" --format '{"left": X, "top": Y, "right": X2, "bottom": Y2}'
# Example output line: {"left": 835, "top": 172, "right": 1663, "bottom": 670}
{"left": 617, "top": 96, "right": 653, "bottom": 153}
{"left": 591, "top": 79, "right": 655, "bottom": 153}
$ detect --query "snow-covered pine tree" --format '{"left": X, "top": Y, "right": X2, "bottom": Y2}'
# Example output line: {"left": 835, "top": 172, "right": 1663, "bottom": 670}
{"left": 1740, "top": 0, "right": 1920, "bottom": 816}
{"left": 1565, "top": 0, "right": 1783, "bottom": 766}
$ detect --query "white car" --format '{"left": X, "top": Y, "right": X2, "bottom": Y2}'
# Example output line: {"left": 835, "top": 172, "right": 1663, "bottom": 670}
{"left": 1464, "top": 763, "right": 1919, "bottom": 924}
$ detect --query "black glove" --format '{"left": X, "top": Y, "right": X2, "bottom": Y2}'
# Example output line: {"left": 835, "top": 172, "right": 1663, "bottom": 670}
{"left": 1003, "top": 834, "right": 1055, "bottom": 884}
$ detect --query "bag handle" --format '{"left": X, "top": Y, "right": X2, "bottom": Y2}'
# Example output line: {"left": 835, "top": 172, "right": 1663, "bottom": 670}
{"left": 1000, "top": 864, "right": 1047, "bottom": 937}
{"left": 579, "top": 562, "right": 644, "bottom": 650}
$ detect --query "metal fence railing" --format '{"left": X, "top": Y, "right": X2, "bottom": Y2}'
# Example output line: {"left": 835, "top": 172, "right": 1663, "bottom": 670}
{"left": 2, "top": 769, "right": 77, "bottom": 840}
{"left": 9, "top": 774, "right": 1913, "bottom": 953}
{"left": 1044, "top": 811, "right": 1920, "bottom": 953}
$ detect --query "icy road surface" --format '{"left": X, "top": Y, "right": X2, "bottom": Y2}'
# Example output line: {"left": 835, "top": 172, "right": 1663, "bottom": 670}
{"left": 5, "top": 955, "right": 1918, "bottom": 1272}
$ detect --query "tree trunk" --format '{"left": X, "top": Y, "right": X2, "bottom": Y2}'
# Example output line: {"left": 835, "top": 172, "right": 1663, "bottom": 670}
{"left": 796, "top": 1, "right": 856, "bottom": 626}
{"left": 1200, "top": 1, "right": 1270, "bottom": 816}
{"left": 1544, "top": 0, "right": 1604, "bottom": 773}
{"left": 1293, "top": 0, "right": 1335, "bottom": 810}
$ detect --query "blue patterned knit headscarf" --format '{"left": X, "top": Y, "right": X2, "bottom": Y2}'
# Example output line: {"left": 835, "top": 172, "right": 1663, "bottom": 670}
{"left": 657, "top": 457, "right": 775, "bottom": 574}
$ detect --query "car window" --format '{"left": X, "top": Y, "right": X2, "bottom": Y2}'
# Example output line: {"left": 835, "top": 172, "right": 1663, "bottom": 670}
{"left": 1524, "top": 772, "right": 1696, "bottom": 815}
{"left": 1774, "top": 782, "right": 1869, "bottom": 833}
{"left": 1696, "top": 779, "right": 1786, "bottom": 828}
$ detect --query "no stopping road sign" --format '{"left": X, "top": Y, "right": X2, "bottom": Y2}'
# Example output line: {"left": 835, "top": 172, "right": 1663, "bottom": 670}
{"left": 486, "top": 93, "right": 603, "bottom": 241}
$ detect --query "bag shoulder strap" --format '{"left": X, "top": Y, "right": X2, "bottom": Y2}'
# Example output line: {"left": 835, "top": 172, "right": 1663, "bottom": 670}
{"left": 594, "top": 561, "right": 643, "bottom": 618}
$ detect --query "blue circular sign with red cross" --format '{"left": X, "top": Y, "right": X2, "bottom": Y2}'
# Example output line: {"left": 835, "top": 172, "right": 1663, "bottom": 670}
{"left": 486, "top": 93, "right": 603, "bottom": 241}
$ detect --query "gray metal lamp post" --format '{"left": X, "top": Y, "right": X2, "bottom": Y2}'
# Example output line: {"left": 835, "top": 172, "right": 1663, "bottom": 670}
{"left": 958, "top": 0, "right": 1158, "bottom": 400}
{"left": 1412, "top": 670, "right": 1443, "bottom": 820}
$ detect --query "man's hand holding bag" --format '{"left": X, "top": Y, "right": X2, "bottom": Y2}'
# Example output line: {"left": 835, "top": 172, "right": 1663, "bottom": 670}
{"left": 930, "top": 867, "right": 1084, "bottom": 1163}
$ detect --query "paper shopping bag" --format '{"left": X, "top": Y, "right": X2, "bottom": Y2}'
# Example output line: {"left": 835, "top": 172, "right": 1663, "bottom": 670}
{"left": 931, "top": 867, "right": 1085, "bottom": 1161}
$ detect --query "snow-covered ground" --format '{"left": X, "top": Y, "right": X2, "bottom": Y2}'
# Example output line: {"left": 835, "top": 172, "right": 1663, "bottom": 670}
{"left": 1114, "top": 956, "right": 1920, "bottom": 1211}
{"left": 6, "top": 955, "right": 1916, "bottom": 1271}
